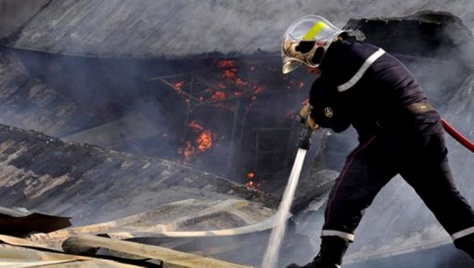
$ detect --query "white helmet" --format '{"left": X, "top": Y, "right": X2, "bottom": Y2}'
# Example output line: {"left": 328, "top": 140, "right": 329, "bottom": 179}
{"left": 282, "top": 15, "right": 344, "bottom": 74}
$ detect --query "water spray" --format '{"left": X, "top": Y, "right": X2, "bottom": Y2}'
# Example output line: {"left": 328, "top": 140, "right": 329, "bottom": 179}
{"left": 261, "top": 114, "right": 314, "bottom": 268}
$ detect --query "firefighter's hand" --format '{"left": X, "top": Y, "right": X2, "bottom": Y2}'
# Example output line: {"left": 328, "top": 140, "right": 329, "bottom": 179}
{"left": 299, "top": 104, "right": 320, "bottom": 130}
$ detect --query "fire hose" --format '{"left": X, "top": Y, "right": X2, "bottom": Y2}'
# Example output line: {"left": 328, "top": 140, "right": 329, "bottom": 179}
{"left": 442, "top": 118, "right": 474, "bottom": 153}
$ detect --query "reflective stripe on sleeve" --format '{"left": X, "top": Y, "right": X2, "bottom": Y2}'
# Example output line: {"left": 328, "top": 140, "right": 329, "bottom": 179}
{"left": 337, "top": 48, "right": 385, "bottom": 92}
{"left": 452, "top": 226, "right": 474, "bottom": 240}
{"left": 321, "top": 230, "right": 355, "bottom": 241}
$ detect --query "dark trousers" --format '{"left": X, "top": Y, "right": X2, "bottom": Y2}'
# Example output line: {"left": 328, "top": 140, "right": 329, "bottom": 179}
{"left": 322, "top": 131, "right": 474, "bottom": 241}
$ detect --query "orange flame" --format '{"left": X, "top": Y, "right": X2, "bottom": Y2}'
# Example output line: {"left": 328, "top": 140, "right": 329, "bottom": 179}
{"left": 178, "top": 125, "right": 215, "bottom": 164}
{"left": 217, "top": 60, "right": 237, "bottom": 68}
{"left": 223, "top": 69, "right": 237, "bottom": 79}
{"left": 180, "top": 141, "right": 195, "bottom": 164}
{"left": 213, "top": 91, "right": 227, "bottom": 101}
{"left": 196, "top": 130, "right": 213, "bottom": 152}
{"left": 245, "top": 171, "right": 259, "bottom": 189}
{"left": 217, "top": 83, "right": 227, "bottom": 89}
{"left": 235, "top": 78, "right": 248, "bottom": 86}
{"left": 188, "top": 120, "right": 204, "bottom": 132}
{"left": 246, "top": 181, "right": 256, "bottom": 188}
{"left": 174, "top": 81, "right": 185, "bottom": 90}
{"left": 233, "top": 90, "right": 247, "bottom": 97}
{"left": 247, "top": 171, "right": 256, "bottom": 179}
{"left": 252, "top": 85, "right": 265, "bottom": 96}
{"left": 171, "top": 80, "right": 191, "bottom": 103}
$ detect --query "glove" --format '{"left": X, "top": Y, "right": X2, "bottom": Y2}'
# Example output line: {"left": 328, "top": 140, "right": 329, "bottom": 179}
{"left": 299, "top": 103, "right": 320, "bottom": 130}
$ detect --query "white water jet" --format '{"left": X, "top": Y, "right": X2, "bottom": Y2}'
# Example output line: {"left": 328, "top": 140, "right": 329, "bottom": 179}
{"left": 261, "top": 148, "right": 308, "bottom": 268}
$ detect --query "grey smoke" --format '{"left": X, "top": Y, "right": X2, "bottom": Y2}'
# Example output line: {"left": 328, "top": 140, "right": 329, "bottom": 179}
{"left": 2, "top": 1, "right": 474, "bottom": 267}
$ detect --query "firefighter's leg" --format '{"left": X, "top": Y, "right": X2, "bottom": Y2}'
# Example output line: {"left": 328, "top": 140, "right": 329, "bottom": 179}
{"left": 297, "top": 135, "right": 398, "bottom": 267}
{"left": 400, "top": 133, "right": 474, "bottom": 258}
{"left": 454, "top": 234, "right": 474, "bottom": 258}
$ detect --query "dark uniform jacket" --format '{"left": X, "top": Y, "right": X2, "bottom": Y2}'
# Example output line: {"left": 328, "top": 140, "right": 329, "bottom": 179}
{"left": 309, "top": 40, "right": 444, "bottom": 141}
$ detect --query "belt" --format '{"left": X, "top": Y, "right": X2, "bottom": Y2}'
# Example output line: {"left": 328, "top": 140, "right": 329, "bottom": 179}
{"left": 376, "top": 102, "right": 437, "bottom": 130}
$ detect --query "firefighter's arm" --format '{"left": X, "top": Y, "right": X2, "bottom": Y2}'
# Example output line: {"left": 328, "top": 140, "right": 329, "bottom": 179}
{"left": 299, "top": 103, "right": 320, "bottom": 130}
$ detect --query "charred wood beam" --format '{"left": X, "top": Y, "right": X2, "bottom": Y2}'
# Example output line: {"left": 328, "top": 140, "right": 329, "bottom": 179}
{"left": 62, "top": 234, "right": 252, "bottom": 268}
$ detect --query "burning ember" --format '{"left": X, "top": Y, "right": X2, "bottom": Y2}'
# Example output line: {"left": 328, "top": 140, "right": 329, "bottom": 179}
{"left": 178, "top": 141, "right": 196, "bottom": 164}
{"left": 247, "top": 171, "right": 255, "bottom": 180}
{"left": 174, "top": 81, "right": 185, "bottom": 90}
{"left": 212, "top": 91, "right": 227, "bottom": 101}
{"left": 235, "top": 78, "right": 247, "bottom": 86}
{"left": 217, "top": 60, "right": 237, "bottom": 68}
{"left": 188, "top": 120, "right": 204, "bottom": 132}
{"left": 172, "top": 81, "right": 190, "bottom": 103}
{"left": 245, "top": 171, "right": 259, "bottom": 189}
{"left": 223, "top": 69, "right": 237, "bottom": 79}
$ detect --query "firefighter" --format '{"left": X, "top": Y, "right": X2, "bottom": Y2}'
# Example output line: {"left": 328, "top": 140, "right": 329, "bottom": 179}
{"left": 282, "top": 15, "right": 474, "bottom": 267}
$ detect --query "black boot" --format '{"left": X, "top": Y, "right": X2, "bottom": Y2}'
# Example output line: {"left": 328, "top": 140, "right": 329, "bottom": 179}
{"left": 454, "top": 234, "right": 474, "bottom": 259}
{"left": 287, "top": 236, "right": 350, "bottom": 268}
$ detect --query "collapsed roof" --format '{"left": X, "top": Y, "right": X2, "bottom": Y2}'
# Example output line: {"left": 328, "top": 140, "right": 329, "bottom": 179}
{"left": 2, "top": 0, "right": 474, "bottom": 58}
{"left": 0, "top": 2, "right": 474, "bottom": 267}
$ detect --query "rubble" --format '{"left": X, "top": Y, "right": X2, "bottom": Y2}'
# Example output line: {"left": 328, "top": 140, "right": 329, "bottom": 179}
{"left": 0, "top": 3, "right": 473, "bottom": 268}
{"left": 0, "top": 206, "right": 71, "bottom": 237}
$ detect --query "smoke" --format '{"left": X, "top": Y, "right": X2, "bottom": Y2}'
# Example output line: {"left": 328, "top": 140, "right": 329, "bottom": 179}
{"left": 2, "top": 2, "right": 474, "bottom": 267}
{"left": 125, "top": 0, "right": 474, "bottom": 56}
{"left": 5, "top": 0, "right": 474, "bottom": 58}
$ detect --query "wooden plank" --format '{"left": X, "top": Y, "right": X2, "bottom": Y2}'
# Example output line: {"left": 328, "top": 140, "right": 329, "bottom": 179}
{"left": 63, "top": 234, "right": 253, "bottom": 268}
{"left": 0, "top": 234, "right": 53, "bottom": 251}
{"left": 0, "top": 242, "right": 140, "bottom": 268}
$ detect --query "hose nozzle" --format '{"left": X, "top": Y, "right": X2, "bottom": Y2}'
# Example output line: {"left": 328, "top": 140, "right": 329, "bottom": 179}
{"left": 296, "top": 115, "right": 314, "bottom": 150}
